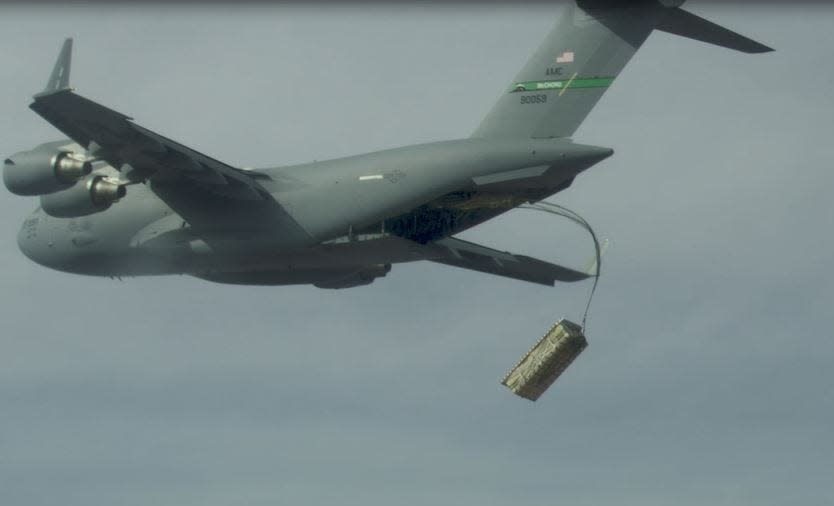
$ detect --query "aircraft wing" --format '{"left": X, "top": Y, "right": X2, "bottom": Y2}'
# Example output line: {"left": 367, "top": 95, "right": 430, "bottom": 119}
{"left": 428, "top": 237, "right": 590, "bottom": 286}
{"left": 31, "top": 90, "right": 269, "bottom": 201}
{"left": 28, "top": 39, "right": 311, "bottom": 247}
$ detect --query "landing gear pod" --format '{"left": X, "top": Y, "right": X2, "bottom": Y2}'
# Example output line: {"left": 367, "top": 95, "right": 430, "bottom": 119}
{"left": 40, "top": 175, "right": 125, "bottom": 218}
{"left": 502, "top": 319, "right": 587, "bottom": 401}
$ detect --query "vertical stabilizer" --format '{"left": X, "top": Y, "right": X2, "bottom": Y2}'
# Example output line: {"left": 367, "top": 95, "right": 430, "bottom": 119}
{"left": 472, "top": 1, "right": 772, "bottom": 140}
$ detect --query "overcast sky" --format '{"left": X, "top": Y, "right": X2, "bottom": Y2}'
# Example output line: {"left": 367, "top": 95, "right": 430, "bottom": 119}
{"left": 1, "top": 3, "right": 832, "bottom": 505}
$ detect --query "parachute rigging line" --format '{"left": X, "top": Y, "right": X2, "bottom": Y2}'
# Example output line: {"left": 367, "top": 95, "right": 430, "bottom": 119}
{"left": 518, "top": 201, "right": 602, "bottom": 333}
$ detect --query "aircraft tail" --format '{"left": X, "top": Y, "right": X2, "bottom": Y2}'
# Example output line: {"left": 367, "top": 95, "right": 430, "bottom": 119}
{"left": 472, "top": 1, "right": 772, "bottom": 140}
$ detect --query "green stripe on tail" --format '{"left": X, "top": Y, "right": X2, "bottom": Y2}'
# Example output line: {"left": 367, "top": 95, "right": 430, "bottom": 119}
{"left": 510, "top": 77, "right": 616, "bottom": 93}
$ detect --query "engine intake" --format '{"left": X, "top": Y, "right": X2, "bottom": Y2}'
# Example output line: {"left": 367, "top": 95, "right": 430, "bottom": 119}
{"left": 4, "top": 143, "right": 92, "bottom": 196}
{"left": 40, "top": 175, "right": 126, "bottom": 218}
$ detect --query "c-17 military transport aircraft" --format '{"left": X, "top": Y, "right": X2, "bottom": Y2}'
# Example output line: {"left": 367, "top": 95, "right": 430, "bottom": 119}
{"left": 5, "top": 1, "right": 771, "bottom": 289}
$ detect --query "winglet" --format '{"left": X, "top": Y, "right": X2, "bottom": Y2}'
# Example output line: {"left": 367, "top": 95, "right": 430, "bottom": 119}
{"left": 37, "top": 38, "right": 73, "bottom": 97}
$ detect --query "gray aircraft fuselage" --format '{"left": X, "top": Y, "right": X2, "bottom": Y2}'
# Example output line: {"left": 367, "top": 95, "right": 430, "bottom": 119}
{"left": 17, "top": 138, "right": 612, "bottom": 286}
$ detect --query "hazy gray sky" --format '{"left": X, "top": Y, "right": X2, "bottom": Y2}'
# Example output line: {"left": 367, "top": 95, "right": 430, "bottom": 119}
{"left": 1, "top": 3, "right": 833, "bottom": 505}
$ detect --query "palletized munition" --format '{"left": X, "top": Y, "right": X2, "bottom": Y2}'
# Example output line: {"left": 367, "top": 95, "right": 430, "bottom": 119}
{"left": 501, "top": 319, "right": 587, "bottom": 401}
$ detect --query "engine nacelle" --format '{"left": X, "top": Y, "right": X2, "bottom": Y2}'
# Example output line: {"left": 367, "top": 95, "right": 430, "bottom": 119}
{"left": 4, "top": 142, "right": 92, "bottom": 196}
{"left": 314, "top": 264, "right": 392, "bottom": 289}
{"left": 40, "top": 175, "right": 126, "bottom": 218}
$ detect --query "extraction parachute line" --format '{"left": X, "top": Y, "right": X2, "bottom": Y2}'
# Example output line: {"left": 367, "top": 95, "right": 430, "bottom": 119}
{"left": 519, "top": 201, "right": 602, "bottom": 333}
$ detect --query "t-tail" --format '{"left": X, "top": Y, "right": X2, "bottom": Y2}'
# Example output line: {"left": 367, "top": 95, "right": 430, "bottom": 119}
{"left": 473, "top": 0, "right": 773, "bottom": 140}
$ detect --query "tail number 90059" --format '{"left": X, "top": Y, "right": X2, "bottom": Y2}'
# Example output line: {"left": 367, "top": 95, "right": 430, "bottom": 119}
{"left": 520, "top": 94, "right": 547, "bottom": 104}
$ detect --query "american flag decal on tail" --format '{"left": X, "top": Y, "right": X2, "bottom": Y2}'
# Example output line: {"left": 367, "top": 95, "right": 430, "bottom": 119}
{"left": 555, "top": 51, "right": 575, "bottom": 63}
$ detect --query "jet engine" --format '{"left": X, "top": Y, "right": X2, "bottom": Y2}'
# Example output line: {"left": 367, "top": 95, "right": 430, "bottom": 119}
{"left": 40, "top": 175, "right": 126, "bottom": 218}
{"left": 3, "top": 142, "right": 93, "bottom": 196}
{"left": 314, "top": 264, "right": 392, "bottom": 289}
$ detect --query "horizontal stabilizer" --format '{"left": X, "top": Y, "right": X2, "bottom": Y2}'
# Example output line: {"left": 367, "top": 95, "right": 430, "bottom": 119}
{"left": 429, "top": 237, "right": 590, "bottom": 286}
{"left": 657, "top": 7, "right": 774, "bottom": 54}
